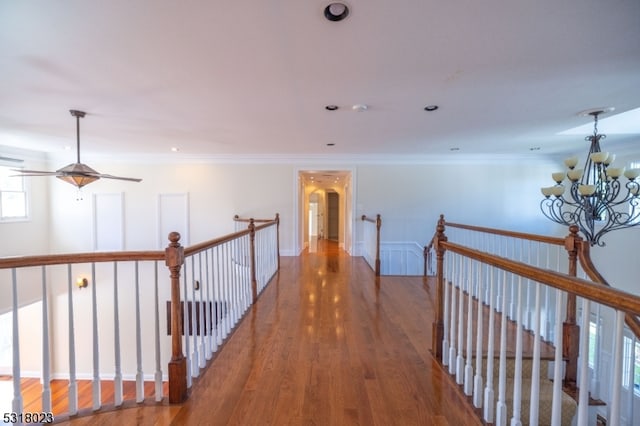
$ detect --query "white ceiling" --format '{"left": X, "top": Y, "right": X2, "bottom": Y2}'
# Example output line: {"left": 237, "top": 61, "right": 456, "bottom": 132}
{"left": 1, "top": 1, "right": 639, "bottom": 163}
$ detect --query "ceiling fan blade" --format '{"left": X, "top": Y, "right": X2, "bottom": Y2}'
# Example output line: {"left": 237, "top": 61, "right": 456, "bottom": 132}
{"left": 97, "top": 173, "right": 143, "bottom": 182}
{"left": 11, "top": 169, "right": 61, "bottom": 176}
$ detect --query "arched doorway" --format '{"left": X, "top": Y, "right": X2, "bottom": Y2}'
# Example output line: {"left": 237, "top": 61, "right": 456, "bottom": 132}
{"left": 295, "top": 169, "right": 354, "bottom": 255}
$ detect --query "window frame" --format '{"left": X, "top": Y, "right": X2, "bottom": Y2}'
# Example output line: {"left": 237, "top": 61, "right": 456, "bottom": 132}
{"left": 0, "top": 162, "right": 30, "bottom": 222}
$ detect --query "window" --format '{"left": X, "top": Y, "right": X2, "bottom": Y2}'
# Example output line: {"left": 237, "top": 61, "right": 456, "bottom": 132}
{"left": 588, "top": 319, "right": 598, "bottom": 369}
{"left": 0, "top": 164, "right": 28, "bottom": 220}
{"left": 622, "top": 335, "right": 640, "bottom": 396}
{"left": 630, "top": 161, "right": 640, "bottom": 225}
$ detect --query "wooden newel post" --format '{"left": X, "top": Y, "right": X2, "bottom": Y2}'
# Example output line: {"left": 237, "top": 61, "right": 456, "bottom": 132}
{"left": 563, "top": 225, "right": 581, "bottom": 387}
{"left": 432, "top": 214, "right": 447, "bottom": 361}
{"left": 249, "top": 218, "right": 258, "bottom": 303}
{"left": 375, "top": 214, "right": 381, "bottom": 276}
{"left": 275, "top": 213, "right": 280, "bottom": 270}
{"left": 165, "top": 232, "right": 187, "bottom": 403}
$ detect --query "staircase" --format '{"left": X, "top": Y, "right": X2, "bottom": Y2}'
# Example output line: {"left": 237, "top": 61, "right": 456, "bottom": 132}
{"left": 482, "top": 356, "right": 577, "bottom": 425}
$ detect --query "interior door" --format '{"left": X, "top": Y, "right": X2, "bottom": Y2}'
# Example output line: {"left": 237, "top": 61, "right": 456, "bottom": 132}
{"left": 327, "top": 191, "right": 339, "bottom": 241}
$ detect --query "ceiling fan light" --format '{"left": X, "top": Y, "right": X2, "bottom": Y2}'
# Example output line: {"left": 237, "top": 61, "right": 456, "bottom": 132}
{"left": 57, "top": 174, "right": 99, "bottom": 188}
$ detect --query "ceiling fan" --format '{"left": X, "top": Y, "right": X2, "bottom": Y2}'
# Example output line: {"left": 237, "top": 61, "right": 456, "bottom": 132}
{"left": 14, "top": 109, "right": 142, "bottom": 188}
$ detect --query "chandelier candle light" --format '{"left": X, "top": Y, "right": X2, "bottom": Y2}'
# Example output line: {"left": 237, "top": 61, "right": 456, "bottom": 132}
{"left": 540, "top": 108, "right": 640, "bottom": 246}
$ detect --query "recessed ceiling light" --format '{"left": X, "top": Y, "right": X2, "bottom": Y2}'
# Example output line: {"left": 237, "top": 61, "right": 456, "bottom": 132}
{"left": 171, "top": 147, "right": 179, "bottom": 152}
{"left": 327, "top": 143, "right": 336, "bottom": 146}
{"left": 352, "top": 104, "right": 368, "bottom": 112}
{"left": 324, "top": 3, "right": 349, "bottom": 22}
{"left": 325, "top": 105, "right": 339, "bottom": 111}
{"left": 530, "top": 147, "right": 541, "bottom": 151}
{"left": 424, "top": 105, "right": 439, "bottom": 112}
{"left": 450, "top": 147, "right": 460, "bottom": 151}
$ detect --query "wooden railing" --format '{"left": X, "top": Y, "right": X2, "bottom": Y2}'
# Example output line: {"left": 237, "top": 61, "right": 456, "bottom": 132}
{"left": 361, "top": 214, "right": 381, "bottom": 276}
{"left": 428, "top": 214, "right": 640, "bottom": 425}
{"left": 0, "top": 215, "right": 280, "bottom": 419}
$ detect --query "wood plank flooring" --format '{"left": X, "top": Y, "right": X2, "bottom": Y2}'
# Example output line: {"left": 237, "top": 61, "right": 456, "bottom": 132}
{"left": 36, "top": 241, "right": 482, "bottom": 425}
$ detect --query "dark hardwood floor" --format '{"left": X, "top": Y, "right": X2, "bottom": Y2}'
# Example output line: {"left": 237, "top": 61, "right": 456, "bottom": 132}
{"left": 33, "top": 240, "right": 483, "bottom": 425}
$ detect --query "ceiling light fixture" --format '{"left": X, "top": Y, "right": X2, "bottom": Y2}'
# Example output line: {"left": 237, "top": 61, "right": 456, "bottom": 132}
{"left": 324, "top": 3, "right": 349, "bottom": 22}
{"left": 327, "top": 143, "right": 335, "bottom": 146}
{"left": 424, "top": 105, "right": 439, "bottom": 112}
{"left": 540, "top": 108, "right": 640, "bottom": 246}
{"left": 325, "top": 105, "right": 339, "bottom": 111}
{"left": 12, "top": 110, "right": 142, "bottom": 195}
{"left": 352, "top": 104, "right": 368, "bottom": 112}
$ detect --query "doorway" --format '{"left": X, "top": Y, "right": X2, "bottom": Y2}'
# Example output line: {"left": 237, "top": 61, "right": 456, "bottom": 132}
{"left": 296, "top": 169, "right": 354, "bottom": 255}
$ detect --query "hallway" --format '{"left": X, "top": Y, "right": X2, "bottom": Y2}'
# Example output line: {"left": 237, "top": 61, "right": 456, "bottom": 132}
{"left": 61, "top": 241, "right": 480, "bottom": 425}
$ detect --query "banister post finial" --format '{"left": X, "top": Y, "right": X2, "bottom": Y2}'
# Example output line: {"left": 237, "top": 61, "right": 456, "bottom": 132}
{"left": 164, "top": 232, "right": 187, "bottom": 403}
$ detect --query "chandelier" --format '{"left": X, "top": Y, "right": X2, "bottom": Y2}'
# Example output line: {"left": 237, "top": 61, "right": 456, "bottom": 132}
{"left": 540, "top": 109, "right": 640, "bottom": 246}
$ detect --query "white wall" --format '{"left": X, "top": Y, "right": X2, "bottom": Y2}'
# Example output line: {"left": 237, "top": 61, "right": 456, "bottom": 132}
{"left": 355, "top": 161, "right": 565, "bottom": 246}
{"left": 46, "top": 162, "right": 295, "bottom": 253}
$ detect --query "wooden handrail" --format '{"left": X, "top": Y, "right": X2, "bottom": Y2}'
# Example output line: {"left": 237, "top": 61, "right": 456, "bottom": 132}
{"left": 0, "top": 250, "right": 165, "bottom": 268}
{"left": 442, "top": 219, "right": 640, "bottom": 340}
{"left": 233, "top": 214, "right": 276, "bottom": 223}
{"left": 441, "top": 240, "right": 640, "bottom": 315}
{"left": 361, "top": 214, "right": 381, "bottom": 276}
{"left": 445, "top": 221, "right": 566, "bottom": 246}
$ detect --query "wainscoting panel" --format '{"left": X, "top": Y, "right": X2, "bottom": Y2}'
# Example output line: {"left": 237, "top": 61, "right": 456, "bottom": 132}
{"left": 379, "top": 242, "right": 424, "bottom": 276}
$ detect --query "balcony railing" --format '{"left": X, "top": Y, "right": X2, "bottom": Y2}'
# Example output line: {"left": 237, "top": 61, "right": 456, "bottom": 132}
{"left": 428, "top": 214, "right": 640, "bottom": 425}
{"left": 0, "top": 214, "right": 279, "bottom": 419}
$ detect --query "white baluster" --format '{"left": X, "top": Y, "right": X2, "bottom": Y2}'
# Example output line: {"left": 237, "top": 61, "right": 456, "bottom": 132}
{"left": 496, "top": 270, "right": 508, "bottom": 426}
{"left": 198, "top": 253, "right": 206, "bottom": 369}
{"left": 229, "top": 241, "right": 238, "bottom": 322}
{"left": 190, "top": 256, "right": 199, "bottom": 378}
{"left": 465, "top": 260, "right": 474, "bottom": 396}
{"left": 473, "top": 263, "right": 484, "bottom": 408}
{"left": 508, "top": 241, "right": 516, "bottom": 320}
{"left": 510, "top": 276, "right": 523, "bottom": 426}
{"left": 41, "top": 266, "right": 51, "bottom": 413}
{"left": 448, "top": 254, "right": 458, "bottom": 375}
{"left": 67, "top": 264, "right": 78, "bottom": 415}
{"left": 551, "top": 290, "right": 564, "bottom": 426}
{"left": 544, "top": 246, "right": 552, "bottom": 341}
{"left": 496, "top": 238, "right": 504, "bottom": 313}
{"left": 90, "top": 263, "right": 101, "bottom": 410}
{"left": 153, "top": 261, "right": 163, "bottom": 401}
{"left": 442, "top": 254, "right": 450, "bottom": 367}
{"left": 577, "top": 298, "right": 591, "bottom": 425}
{"left": 182, "top": 260, "right": 192, "bottom": 388}
{"left": 591, "top": 303, "right": 601, "bottom": 399}
{"left": 484, "top": 266, "right": 496, "bottom": 423}
{"left": 528, "top": 282, "right": 542, "bottom": 426}
{"left": 456, "top": 257, "right": 465, "bottom": 385}
{"left": 113, "top": 262, "right": 123, "bottom": 406}
{"left": 11, "top": 269, "right": 23, "bottom": 416}
{"left": 204, "top": 250, "right": 213, "bottom": 360}
{"left": 609, "top": 310, "right": 625, "bottom": 426}
{"left": 134, "top": 261, "right": 144, "bottom": 402}
{"left": 215, "top": 245, "right": 223, "bottom": 346}
{"left": 209, "top": 248, "right": 219, "bottom": 352}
